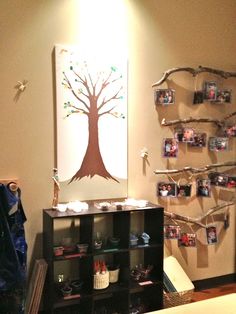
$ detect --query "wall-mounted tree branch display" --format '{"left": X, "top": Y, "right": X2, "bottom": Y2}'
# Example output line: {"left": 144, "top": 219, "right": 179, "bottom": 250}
{"left": 154, "top": 161, "right": 236, "bottom": 175}
{"left": 164, "top": 199, "right": 235, "bottom": 228}
{"left": 161, "top": 111, "right": 236, "bottom": 128}
{"left": 152, "top": 65, "right": 236, "bottom": 88}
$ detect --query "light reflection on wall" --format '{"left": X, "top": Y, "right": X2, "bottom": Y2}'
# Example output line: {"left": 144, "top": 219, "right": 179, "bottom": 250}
{"left": 78, "top": 0, "right": 127, "bottom": 58}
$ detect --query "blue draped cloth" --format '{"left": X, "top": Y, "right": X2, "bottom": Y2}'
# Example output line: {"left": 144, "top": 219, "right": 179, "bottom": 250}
{"left": 0, "top": 184, "right": 27, "bottom": 313}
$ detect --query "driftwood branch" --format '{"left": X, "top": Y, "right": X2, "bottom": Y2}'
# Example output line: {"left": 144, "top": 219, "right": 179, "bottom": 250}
{"left": 164, "top": 199, "right": 235, "bottom": 228}
{"left": 152, "top": 66, "right": 236, "bottom": 87}
{"left": 154, "top": 161, "right": 236, "bottom": 175}
{"left": 161, "top": 111, "right": 236, "bottom": 128}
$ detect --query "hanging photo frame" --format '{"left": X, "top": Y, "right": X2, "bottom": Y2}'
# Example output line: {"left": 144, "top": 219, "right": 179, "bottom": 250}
{"left": 196, "top": 179, "right": 211, "bottom": 197}
{"left": 227, "top": 175, "right": 236, "bottom": 188}
{"left": 189, "top": 132, "right": 207, "bottom": 147}
{"left": 215, "top": 89, "right": 231, "bottom": 103}
{"left": 157, "top": 182, "right": 177, "bottom": 197}
{"left": 208, "top": 172, "right": 228, "bottom": 187}
{"left": 206, "top": 226, "right": 218, "bottom": 245}
{"left": 164, "top": 225, "right": 181, "bottom": 239}
{"left": 178, "top": 233, "right": 197, "bottom": 247}
{"left": 162, "top": 138, "right": 178, "bottom": 158}
{"left": 204, "top": 81, "right": 217, "bottom": 101}
{"left": 182, "top": 127, "right": 195, "bottom": 143}
{"left": 174, "top": 127, "right": 195, "bottom": 143}
{"left": 154, "top": 89, "right": 175, "bottom": 106}
{"left": 223, "top": 124, "right": 236, "bottom": 137}
{"left": 208, "top": 137, "right": 229, "bottom": 152}
{"left": 177, "top": 184, "right": 192, "bottom": 197}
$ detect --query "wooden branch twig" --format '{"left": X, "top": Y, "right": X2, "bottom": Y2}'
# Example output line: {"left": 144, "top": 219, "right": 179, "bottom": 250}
{"left": 161, "top": 117, "right": 223, "bottom": 128}
{"left": 154, "top": 161, "right": 236, "bottom": 175}
{"left": 152, "top": 66, "right": 236, "bottom": 87}
{"left": 161, "top": 111, "right": 236, "bottom": 128}
{"left": 164, "top": 199, "right": 236, "bottom": 228}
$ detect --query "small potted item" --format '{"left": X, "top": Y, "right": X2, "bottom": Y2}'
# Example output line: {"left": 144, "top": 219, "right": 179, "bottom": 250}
{"left": 140, "top": 232, "right": 150, "bottom": 245}
{"left": 71, "top": 279, "right": 83, "bottom": 293}
{"left": 76, "top": 243, "right": 89, "bottom": 253}
{"left": 96, "top": 201, "right": 110, "bottom": 211}
{"left": 108, "top": 265, "right": 120, "bottom": 283}
{"left": 62, "top": 237, "right": 76, "bottom": 253}
{"left": 94, "top": 238, "right": 102, "bottom": 250}
{"left": 130, "top": 233, "right": 138, "bottom": 246}
{"left": 108, "top": 237, "right": 120, "bottom": 248}
{"left": 53, "top": 246, "right": 64, "bottom": 257}
{"left": 61, "top": 280, "right": 72, "bottom": 297}
{"left": 130, "top": 267, "right": 142, "bottom": 281}
{"left": 94, "top": 232, "right": 103, "bottom": 250}
{"left": 93, "top": 260, "right": 109, "bottom": 290}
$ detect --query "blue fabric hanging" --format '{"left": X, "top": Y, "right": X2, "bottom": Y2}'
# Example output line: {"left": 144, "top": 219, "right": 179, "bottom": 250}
{"left": 0, "top": 183, "right": 27, "bottom": 313}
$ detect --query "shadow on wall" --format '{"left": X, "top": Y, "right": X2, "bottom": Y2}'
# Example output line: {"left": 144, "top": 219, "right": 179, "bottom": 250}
{"left": 27, "top": 233, "right": 43, "bottom": 284}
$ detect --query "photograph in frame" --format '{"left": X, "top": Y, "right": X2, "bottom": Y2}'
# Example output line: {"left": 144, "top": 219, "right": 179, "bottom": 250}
{"left": 208, "top": 172, "right": 228, "bottom": 187}
{"left": 154, "top": 89, "right": 175, "bottom": 106}
{"left": 174, "top": 127, "right": 185, "bottom": 142}
{"left": 215, "top": 89, "right": 231, "bottom": 103}
{"left": 227, "top": 176, "right": 236, "bottom": 188}
{"left": 223, "top": 124, "right": 236, "bottom": 137}
{"left": 178, "top": 233, "right": 197, "bottom": 247}
{"left": 189, "top": 132, "right": 207, "bottom": 147}
{"left": 196, "top": 179, "right": 211, "bottom": 197}
{"left": 164, "top": 225, "right": 181, "bottom": 239}
{"left": 182, "top": 127, "right": 195, "bottom": 143}
{"left": 206, "top": 226, "right": 217, "bottom": 245}
{"left": 162, "top": 138, "right": 178, "bottom": 158}
{"left": 157, "top": 182, "right": 177, "bottom": 197}
{"left": 208, "top": 137, "right": 229, "bottom": 152}
{"left": 204, "top": 81, "right": 217, "bottom": 101}
{"left": 177, "top": 184, "right": 192, "bottom": 197}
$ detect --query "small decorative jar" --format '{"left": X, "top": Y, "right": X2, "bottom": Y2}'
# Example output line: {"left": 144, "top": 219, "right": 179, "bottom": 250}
{"left": 77, "top": 243, "right": 89, "bottom": 253}
{"left": 140, "top": 232, "right": 150, "bottom": 245}
{"left": 53, "top": 246, "right": 64, "bottom": 257}
{"left": 71, "top": 280, "right": 83, "bottom": 293}
{"left": 108, "top": 266, "right": 120, "bottom": 283}
{"left": 130, "top": 233, "right": 138, "bottom": 246}
{"left": 108, "top": 237, "right": 120, "bottom": 248}
{"left": 61, "top": 282, "right": 72, "bottom": 297}
{"left": 93, "top": 271, "right": 109, "bottom": 289}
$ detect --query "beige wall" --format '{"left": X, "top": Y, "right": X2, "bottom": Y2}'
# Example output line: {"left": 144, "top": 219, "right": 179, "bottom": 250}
{"left": 0, "top": 0, "right": 235, "bottom": 281}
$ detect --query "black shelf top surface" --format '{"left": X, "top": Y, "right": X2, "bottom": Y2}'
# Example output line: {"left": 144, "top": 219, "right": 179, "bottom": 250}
{"left": 52, "top": 243, "right": 163, "bottom": 261}
{"left": 43, "top": 200, "right": 163, "bottom": 219}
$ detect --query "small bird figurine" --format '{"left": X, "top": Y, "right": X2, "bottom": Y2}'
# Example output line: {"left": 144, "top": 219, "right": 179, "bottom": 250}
{"left": 16, "top": 80, "right": 28, "bottom": 92}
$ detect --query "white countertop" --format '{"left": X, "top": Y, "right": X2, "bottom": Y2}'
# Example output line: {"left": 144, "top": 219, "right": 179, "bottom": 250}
{"left": 146, "top": 293, "right": 236, "bottom": 314}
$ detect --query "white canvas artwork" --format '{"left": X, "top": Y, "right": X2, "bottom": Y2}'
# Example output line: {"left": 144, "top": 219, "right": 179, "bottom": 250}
{"left": 55, "top": 45, "right": 127, "bottom": 201}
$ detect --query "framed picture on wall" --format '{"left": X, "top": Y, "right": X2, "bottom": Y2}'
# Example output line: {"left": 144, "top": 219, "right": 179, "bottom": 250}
{"left": 177, "top": 184, "right": 192, "bottom": 197}
{"left": 162, "top": 138, "right": 178, "bottom": 158}
{"left": 223, "top": 124, "right": 236, "bottom": 137}
{"left": 174, "top": 127, "right": 195, "bottom": 143}
{"left": 208, "top": 172, "right": 228, "bottom": 187}
{"left": 154, "top": 89, "right": 175, "bottom": 106}
{"left": 208, "top": 137, "right": 229, "bottom": 152}
{"left": 157, "top": 182, "right": 177, "bottom": 197}
{"left": 164, "top": 225, "right": 181, "bottom": 239}
{"left": 178, "top": 233, "right": 196, "bottom": 247}
{"left": 196, "top": 179, "right": 211, "bottom": 197}
{"left": 215, "top": 89, "right": 231, "bottom": 103}
{"left": 206, "top": 226, "right": 217, "bottom": 245}
{"left": 204, "top": 81, "right": 217, "bottom": 101}
{"left": 227, "top": 176, "right": 236, "bottom": 188}
{"left": 189, "top": 132, "right": 207, "bottom": 147}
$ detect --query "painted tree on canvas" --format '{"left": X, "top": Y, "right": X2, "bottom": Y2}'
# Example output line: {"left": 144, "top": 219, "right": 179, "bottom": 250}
{"left": 62, "top": 61, "right": 125, "bottom": 183}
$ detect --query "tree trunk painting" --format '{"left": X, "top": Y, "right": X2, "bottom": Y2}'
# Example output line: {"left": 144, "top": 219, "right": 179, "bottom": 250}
{"left": 70, "top": 107, "right": 118, "bottom": 183}
{"left": 55, "top": 45, "right": 127, "bottom": 185}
